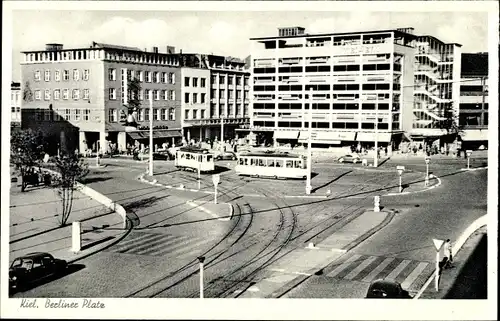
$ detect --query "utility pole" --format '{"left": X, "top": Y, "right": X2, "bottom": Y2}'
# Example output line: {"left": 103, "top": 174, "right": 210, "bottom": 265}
{"left": 149, "top": 94, "right": 153, "bottom": 176}
{"left": 306, "top": 88, "right": 313, "bottom": 195}
{"left": 481, "top": 76, "right": 486, "bottom": 125}
{"left": 220, "top": 114, "right": 224, "bottom": 153}
{"left": 374, "top": 97, "right": 379, "bottom": 168}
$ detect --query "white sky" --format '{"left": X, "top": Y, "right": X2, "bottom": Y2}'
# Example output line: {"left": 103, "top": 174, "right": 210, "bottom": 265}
{"left": 10, "top": 10, "right": 488, "bottom": 81}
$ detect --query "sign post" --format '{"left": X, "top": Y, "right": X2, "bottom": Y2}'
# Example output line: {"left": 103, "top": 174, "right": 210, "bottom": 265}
{"left": 466, "top": 150, "right": 472, "bottom": 169}
{"left": 212, "top": 174, "right": 220, "bottom": 204}
{"left": 433, "top": 238, "right": 444, "bottom": 292}
{"left": 306, "top": 88, "right": 313, "bottom": 195}
{"left": 198, "top": 256, "right": 205, "bottom": 299}
{"left": 198, "top": 163, "right": 201, "bottom": 190}
{"left": 425, "top": 157, "right": 430, "bottom": 186}
{"left": 373, "top": 195, "right": 380, "bottom": 212}
{"left": 71, "top": 221, "right": 81, "bottom": 253}
{"left": 396, "top": 166, "right": 405, "bottom": 193}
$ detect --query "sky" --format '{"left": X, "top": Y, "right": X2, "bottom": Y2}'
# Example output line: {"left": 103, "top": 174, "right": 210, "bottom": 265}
{"left": 10, "top": 9, "right": 489, "bottom": 81}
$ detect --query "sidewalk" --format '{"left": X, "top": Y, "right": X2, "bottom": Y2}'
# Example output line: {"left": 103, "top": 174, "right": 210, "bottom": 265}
{"left": 9, "top": 179, "right": 130, "bottom": 264}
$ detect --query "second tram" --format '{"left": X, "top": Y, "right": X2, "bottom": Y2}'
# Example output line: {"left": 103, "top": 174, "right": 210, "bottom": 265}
{"left": 235, "top": 152, "right": 308, "bottom": 179}
{"left": 175, "top": 147, "right": 215, "bottom": 173}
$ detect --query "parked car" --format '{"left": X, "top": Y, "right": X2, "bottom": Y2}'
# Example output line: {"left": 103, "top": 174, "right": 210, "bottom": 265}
{"left": 365, "top": 279, "right": 412, "bottom": 299}
{"left": 337, "top": 154, "right": 361, "bottom": 164}
{"left": 215, "top": 151, "right": 237, "bottom": 161}
{"left": 142, "top": 149, "right": 174, "bottom": 160}
{"left": 9, "top": 252, "right": 68, "bottom": 292}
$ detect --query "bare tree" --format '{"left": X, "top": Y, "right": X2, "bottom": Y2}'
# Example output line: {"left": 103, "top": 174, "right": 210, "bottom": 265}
{"left": 50, "top": 152, "right": 89, "bottom": 226}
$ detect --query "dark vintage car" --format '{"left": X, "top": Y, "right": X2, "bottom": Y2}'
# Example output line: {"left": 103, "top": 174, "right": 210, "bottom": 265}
{"left": 365, "top": 279, "right": 412, "bottom": 299}
{"left": 215, "top": 151, "right": 237, "bottom": 161}
{"left": 9, "top": 252, "right": 68, "bottom": 292}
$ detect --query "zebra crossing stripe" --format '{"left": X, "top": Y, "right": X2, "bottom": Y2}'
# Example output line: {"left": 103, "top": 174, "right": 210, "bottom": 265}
{"left": 401, "top": 262, "right": 429, "bottom": 289}
{"left": 110, "top": 233, "right": 161, "bottom": 250}
{"left": 114, "top": 234, "right": 169, "bottom": 253}
{"left": 125, "top": 234, "right": 186, "bottom": 255}
{"left": 361, "top": 257, "right": 395, "bottom": 283}
{"left": 153, "top": 238, "right": 208, "bottom": 257}
{"left": 385, "top": 259, "right": 412, "bottom": 280}
{"left": 327, "top": 254, "right": 362, "bottom": 278}
{"left": 133, "top": 235, "right": 190, "bottom": 255}
{"left": 344, "top": 256, "right": 378, "bottom": 280}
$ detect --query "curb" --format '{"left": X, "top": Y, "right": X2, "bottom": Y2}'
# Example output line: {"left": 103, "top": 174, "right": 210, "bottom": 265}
{"left": 413, "top": 214, "right": 488, "bottom": 299}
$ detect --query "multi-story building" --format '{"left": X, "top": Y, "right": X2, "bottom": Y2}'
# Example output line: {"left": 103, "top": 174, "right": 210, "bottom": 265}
{"left": 11, "top": 81, "right": 21, "bottom": 128}
{"left": 180, "top": 54, "right": 250, "bottom": 143}
{"left": 247, "top": 26, "right": 464, "bottom": 150}
{"left": 20, "top": 42, "right": 182, "bottom": 155}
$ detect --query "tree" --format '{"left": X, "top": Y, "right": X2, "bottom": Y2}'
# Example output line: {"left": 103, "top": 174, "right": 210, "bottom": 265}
{"left": 10, "top": 129, "right": 46, "bottom": 191}
{"left": 50, "top": 152, "right": 89, "bottom": 226}
{"left": 432, "top": 104, "right": 464, "bottom": 152}
{"left": 23, "top": 81, "right": 34, "bottom": 102}
{"left": 123, "top": 78, "right": 141, "bottom": 127}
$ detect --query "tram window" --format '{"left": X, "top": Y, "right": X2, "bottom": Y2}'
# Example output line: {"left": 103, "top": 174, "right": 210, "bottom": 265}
{"left": 258, "top": 159, "right": 265, "bottom": 167}
{"left": 250, "top": 158, "right": 256, "bottom": 166}
{"left": 276, "top": 160, "right": 283, "bottom": 168}
{"left": 239, "top": 158, "right": 244, "bottom": 165}
{"left": 198, "top": 155, "right": 202, "bottom": 162}
{"left": 207, "top": 155, "right": 213, "bottom": 162}
{"left": 181, "top": 153, "right": 185, "bottom": 159}
{"left": 294, "top": 160, "right": 301, "bottom": 168}
{"left": 244, "top": 158, "right": 249, "bottom": 165}
{"left": 268, "top": 160, "right": 275, "bottom": 167}
{"left": 286, "top": 160, "right": 293, "bottom": 168}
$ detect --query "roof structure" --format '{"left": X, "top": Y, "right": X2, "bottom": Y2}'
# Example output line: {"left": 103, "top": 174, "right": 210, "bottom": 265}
{"left": 461, "top": 53, "right": 488, "bottom": 77}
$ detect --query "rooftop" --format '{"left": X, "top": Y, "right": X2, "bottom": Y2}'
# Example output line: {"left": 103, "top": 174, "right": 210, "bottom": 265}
{"left": 461, "top": 53, "right": 488, "bottom": 77}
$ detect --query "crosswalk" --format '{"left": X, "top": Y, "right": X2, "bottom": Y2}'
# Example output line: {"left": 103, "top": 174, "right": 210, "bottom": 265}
{"left": 105, "top": 231, "right": 209, "bottom": 258}
{"left": 326, "top": 253, "right": 434, "bottom": 292}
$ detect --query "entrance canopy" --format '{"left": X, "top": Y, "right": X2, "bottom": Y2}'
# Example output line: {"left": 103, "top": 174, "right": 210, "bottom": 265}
{"left": 127, "top": 130, "right": 182, "bottom": 140}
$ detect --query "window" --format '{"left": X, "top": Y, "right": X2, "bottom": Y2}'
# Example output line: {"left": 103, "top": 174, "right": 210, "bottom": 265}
{"left": 169, "top": 108, "right": 175, "bottom": 120}
{"left": 219, "top": 75, "right": 225, "bottom": 84}
{"left": 244, "top": 103, "right": 249, "bottom": 116}
{"left": 185, "top": 110, "right": 190, "bottom": 119}
{"left": 229, "top": 90, "right": 234, "bottom": 99}
{"left": 75, "top": 109, "right": 81, "bottom": 121}
{"left": 63, "top": 89, "right": 69, "bottom": 100}
{"left": 244, "top": 77, "right": 249, "bottom": 86}
{"left": 228, "top": 76, "right": 233, "bottom": 85}
{"left": 211, "top": 75, "right": 217, "bottom": 84}
{"left": 154, "top": 72, "right": 160, "bottom": 83}
{"left": 201, "top": 78, "right": 206, "bottom": 87}
{"left": 84, "top": 109, "right": 90, "bottom": 121}
{"left": 236, "top": 77, "right": 242, "bottom": 86}
{"left": 144, "top": 108, "right": 150, "bottom": 121}
{"left": 153, "top": 108, "right": 159, "bottom": 120}
{"left": 161, "top": 72, "right": 166, "bottom": 83}
{"left": 211, "top": 89, "right": 217, "bottom": 98}
{"left": 137, "top": 109, "right": 144, "bottom": 121}
{"left": 145, "top": 89, "right": 151, "bottom": 101}
{"left": 65, "top": 108, "right": 71, "bottom": 120}
{"left": 154, "top": 90, "right": 160, "bottom": 101}
{"left": 108, "top": 68, "right": 116, "bottom": 81}
{"left": 201, "top": 93, "right": 206, "bottom": 104}
{"left": 169, "top": 90, "right": 175, "bottom": 100}
{"left": 44, "top": 70, "right": 50, "bottom": 82}
{"left": 54, "top": 89, "right": 60, "bottom": 100}
{"left": 193, "top": 93, "right": 198, "bottom": 104}
{"left": 162, "top": 90, "right": 167, "bottom": 100}
{"left": 108, "top": 109, "right": 117, "bottom": 122}
{"left": 35, "top": 109, "right": 42, "bottom": 121}
{"left": 146, "top": 71, "right": 152, "bottom": 83}
{"left": 161, "top": 108, "right": 167, "bottom": 120}
{"left": 34, "top": 70, "right": 41, "bottom": 81}
{"left": 55, "top": 70, "right": 61, "bottom": 81}
{"left": 139, "top": 89, "right": 144, "bottom": 100}
{"left": 220, "top": 90, "right": 225, "bottom": 99}
{"left": 109, "top": 88, "right": 116, "bottom": 100}
{"left": 73, "top": 69, "right": 79, "bottom": 81}
{"left": 53, "top": 110, "right": 61, "bottom": 121}
{"left": 200, "top": 110, "right": 205, "bottom": 119}
{"left": 44, "top": 109, "right": 51, "bottom": 121}
{"left": 193, "top": 110, "right": 198, "bottom": 119}
{"left": 184, "top": 77, "right": 190, "bottom": 87}
{"left": 193, "top": 78, "right": 198, "bottom": 87}
{"left": 43, "top": 89, "right": 50, "bottom": 100}
{"left": 185, "top": 93, "right": 190, "bottom": 103}
{"left": 219, "top": 104, "right": 225, "bottom": 117}
{"left": 63, "top": 70, "right": 70, "bottom": 81}
{"left": 83, "top": 89, "right": 89, "bottom": 100}
{"left": 83, "top": 69, "right": 90, "bottom": 81}
{"left": 139, "top": 71, "right": 144, "bottom": 82}
{"left": 35, "top": 90, "right": 42, "bottom": 100}
{"left": 72, "top": 89, "right": 79, "bottom": 100}
{"left": 169, "top": 72, "right": 175, "bottom": 84}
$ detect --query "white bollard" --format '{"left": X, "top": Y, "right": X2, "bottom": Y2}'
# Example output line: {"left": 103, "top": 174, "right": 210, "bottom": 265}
{"left": 179, "top": 184, "right": 184, "bottom": 189}
{"left": 71, "top": 221, "right": 81, "bottom": 253}
{"left": 374, "top": 196, "right": 380, "bottom": 212}
{"left": 307, "top": 242, "right": 316, "bottom": 249}
{"left": 326, "top": 189, "right": 331, "bottom": 196}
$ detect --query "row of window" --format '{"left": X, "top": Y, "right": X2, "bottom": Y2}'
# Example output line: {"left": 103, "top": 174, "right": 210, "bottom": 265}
{"left": 253, "top": 121, "right": 397, "bottom": 130}
{"left": 34, "top": 89, "right": 90, "bottom": 101}
{"left": 34, "top": 69, "right": 90, "bottom": 82}
{"left": 210, "top": 75, "right": 250, "bottom": 86}
{"left": 253, "top": 103, "right": 392, "bottom": 110}
{"left": 109, "top": 68, "right": 176, "bottom": 84}
{"left": 254, "top": 64, "right": 400, "bottom": 74}
{"left": 254, "top": 84, "right": 397, "bottom": 91}
{"left": 184, "top": 92, "right": 206, "bottom": 104}
{"left": 34, "top": 108, "right": 92, "bottom": 122}
{"left": 184, "top": 77, "right": 206, "bottom": 88}
{"left": 184, "top": 109, "right": 206, "bottom": 120}
{"left": 108, "top": 88, "right": 176, "bottom": 101}
{"left": 108, "top": 108, "right": 176, "bottom": 122}
{"left": 210, "top": 89, "right": 249, "bottom": 99}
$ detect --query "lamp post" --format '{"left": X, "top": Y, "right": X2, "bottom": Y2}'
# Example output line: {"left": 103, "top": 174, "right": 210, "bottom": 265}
{"left": 220, "top": 114, "right": 224, "bottom": 153}
{"left": 397, "top": 166, "right": 405, "bottom": 193}
{"left": 149, "top": 94, "right": 154, "bottom": 176}
{"left": 198, "top": 256, "right": 205, "bottom": 298}
{"left": 466, "top": 150, "right": 472, "bottom": 169}
{"left": 425, "top": 157, "right": 430, "bottom": 186}
{"left": 305, "top": 88, "right": 313, "bottom": 195}
{"left": 198, "top": 162, "right": 201, "bottom": 190}
{"left": 374, "top": 98, "right": 379, "bottom": 168}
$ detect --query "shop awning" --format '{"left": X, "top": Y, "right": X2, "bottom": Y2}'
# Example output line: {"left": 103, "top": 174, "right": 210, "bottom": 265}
{"left": 274, "top": 130, "right": 300, "bottom": 140}
{"left": 127, "top": 130, "right": 182, "bottom": 140}
{"left": 357, "top": 132, "right": 392, "bottom": 142}
{"left": 298, "top": 131, "right": 355, "bottom": 143}
{"left": 461, "top": 129, "right": 488, "bottom": 141}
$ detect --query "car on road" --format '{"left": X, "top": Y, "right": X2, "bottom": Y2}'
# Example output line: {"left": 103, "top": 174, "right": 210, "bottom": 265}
{"left": 337, "top": 154, "right": 361, "bottom": 164}
{"left": 9, "top": 252, "right": 68, "bottom": 292}
{"left": 365, "top": 279, "right": 412, "bottom": 299}
{"left": 141, "top": 148, "right": 174, "bottom": 160}
{"left": 214, "top": 151, "right": 237, "bottom": 161}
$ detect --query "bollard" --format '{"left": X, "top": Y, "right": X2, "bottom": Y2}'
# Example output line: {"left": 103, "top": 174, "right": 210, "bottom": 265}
{"left": 374, "top": 196, "right": 380, "bottom": 212}
{"left": 71, "top": 221, "right": 81, "bottom": 253}
{"left": 307, "top": 242, "right": 316, "bottom": 249}
{"left": 326, "top": 189, "right": 331, "bottom": 196}
{"left": 179, "top": 184, "right": 184, "bottom": 189}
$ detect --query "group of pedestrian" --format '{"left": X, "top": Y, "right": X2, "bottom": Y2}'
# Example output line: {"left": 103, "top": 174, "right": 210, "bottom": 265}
{"left": 441, "top": 239, "right": 454, "bottom": 271}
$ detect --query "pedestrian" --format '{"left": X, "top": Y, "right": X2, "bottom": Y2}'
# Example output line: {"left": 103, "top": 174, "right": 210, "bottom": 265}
{"left": 443, "top": 239, "right": 453, "bottom": 268}
{"left": 384, "top": 146, "right": 388, "bottom": 156}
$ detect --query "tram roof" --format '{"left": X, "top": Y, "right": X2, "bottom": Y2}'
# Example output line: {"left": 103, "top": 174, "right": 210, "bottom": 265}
{"left": 238, "top": 152, "right": 303, "bottom": 158}
{"left": 178, "top": 146, "right": 212, "bottom": 154}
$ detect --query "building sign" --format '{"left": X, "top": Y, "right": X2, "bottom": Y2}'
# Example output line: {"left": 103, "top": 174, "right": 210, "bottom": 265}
{"left": 332, "top": 44, "right": 390, "bottom": 55}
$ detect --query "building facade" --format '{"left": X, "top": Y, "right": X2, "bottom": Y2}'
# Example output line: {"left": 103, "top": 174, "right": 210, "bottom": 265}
{"left": 458, "top": 53, "right": 488, "bottom": 149}
{"left": 11, "top": 82, "right": 21, "bottom": 128}
{"left": 20, "top": 42, "right": 182, "bottom": 155}
{"left": 180, "top": 54, "right": 250, "bottom": 143}
{"left": 248, "top": 27, "right": 464, "bottom": 150}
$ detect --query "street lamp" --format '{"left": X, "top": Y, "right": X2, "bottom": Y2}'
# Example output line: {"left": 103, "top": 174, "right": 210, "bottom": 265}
{"left": 220, "top": 114, "right": 224, "bottom": 153}
{"left": 397, "top": 166, "right": 405, "bottom": 193}
{"left": 466, "top": 150, "right": 472, "bottom": 170}
{"left": 198, "top": 256, "right": 205, "bottom": 299}
{"left": 374, "top": 98, "right": 379, "bottom": 168}
{"left": 425, "top": 157, "right": 430, "bottom": 186}
{"left": 149, "top": 94, "right": 154, "bottom": 176}
{"left": 306, "top": 88, "right": 313, "bottom": 195}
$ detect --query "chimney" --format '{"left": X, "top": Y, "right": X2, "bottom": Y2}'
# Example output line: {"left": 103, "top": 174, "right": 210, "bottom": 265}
{"left": 46, "top": 43, "right": 63, "bottom": 51}
{"left": 152, "top": 46, "right": 159, "bottom": 53}
{"left": 166, "top": 46, "right": 175, "bottom": 54}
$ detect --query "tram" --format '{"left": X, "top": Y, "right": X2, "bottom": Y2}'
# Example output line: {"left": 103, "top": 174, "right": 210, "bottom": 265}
{"left": 235, "top": 151, "right": 308, "bottom": 179}
{"left": 175, "top": 146, "right": 215, "bottom": 173}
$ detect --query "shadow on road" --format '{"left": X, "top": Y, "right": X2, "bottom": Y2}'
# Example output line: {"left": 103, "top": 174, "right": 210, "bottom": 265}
{"left": 311, "top": 170, "right": 352, "bottom": 193}
{"left": 80, "top": 176, "right": 113, "bottom": 184}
